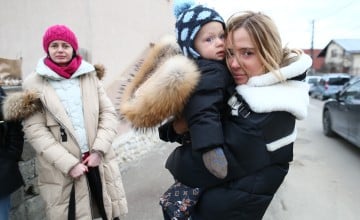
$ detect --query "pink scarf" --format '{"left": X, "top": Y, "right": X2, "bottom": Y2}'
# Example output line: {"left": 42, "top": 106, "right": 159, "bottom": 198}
{"left": 44, "top": 55, "right": 82, "bottom": 79}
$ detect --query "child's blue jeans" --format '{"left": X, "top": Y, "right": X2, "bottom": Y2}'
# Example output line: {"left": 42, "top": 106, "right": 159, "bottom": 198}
{"left": 0, "top": 195, "right": 11, "bottom": 220}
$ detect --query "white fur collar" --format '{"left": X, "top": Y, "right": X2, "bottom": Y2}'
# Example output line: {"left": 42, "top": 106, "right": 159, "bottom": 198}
{"left": 234, "top": 53, "right": 312, "bottom": 119}
{"left": 247, "top": 53, "right": 312, "bottom": 86}
{"left": 236, "top": 81, "right": 310, "bottom": 119}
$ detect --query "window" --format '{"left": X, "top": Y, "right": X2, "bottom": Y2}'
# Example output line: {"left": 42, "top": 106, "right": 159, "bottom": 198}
{"left": 328, "top": 77, "right": 350, "bottom": 85}
{"left": 331, "top": 49, "right": 338, "bottom": 57}
{"left": 341, "top": 81, "right": 360, "bottom": 103}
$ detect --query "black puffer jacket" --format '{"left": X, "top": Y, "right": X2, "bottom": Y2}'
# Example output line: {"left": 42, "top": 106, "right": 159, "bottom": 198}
{"left": 0, "top": 87, "right": 24, "bottom": 197}
{"left": 161, "top": 93, "right": 298, "bottom": 188}
{"left": 160, "top": 54, "right": 312, "bottom": 188}
{"left": 222, "top": 90, "right": 296, "bottom": 180}
{"left": 161, "top": 58, "right": 234, "bottom": 188}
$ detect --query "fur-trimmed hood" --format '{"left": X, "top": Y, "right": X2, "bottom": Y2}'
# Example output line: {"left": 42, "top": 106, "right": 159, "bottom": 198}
{"left": 2, "top": 63, "right": 106, "bottom": 121}
{"left": 2, "top": 90, "right": 42, "bottom": 121}
{"left": 119, "top": 35, "right": 201, "bottom": 129}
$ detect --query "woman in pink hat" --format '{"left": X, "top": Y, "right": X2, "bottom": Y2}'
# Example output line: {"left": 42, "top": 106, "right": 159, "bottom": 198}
{"left": 6, "top": 24, "right": 127, "bottom": 220}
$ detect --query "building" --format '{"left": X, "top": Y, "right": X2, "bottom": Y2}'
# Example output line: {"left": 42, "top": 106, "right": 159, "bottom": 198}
{"left": 0, "top": 1, "right": 175, "bottom": 219}
{"left": 318, "top": 39, "right": 360, "bottom": 76}
{"left": 303, "top": 49, "right": 325, "bottom": 74}
{"left": 0, "top": 0, "right": 175, "bottom": 88}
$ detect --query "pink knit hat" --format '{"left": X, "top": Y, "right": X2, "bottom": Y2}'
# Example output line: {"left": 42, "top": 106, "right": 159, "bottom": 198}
{"left": 42, "top": 24, "right": 78, "bottom": 52}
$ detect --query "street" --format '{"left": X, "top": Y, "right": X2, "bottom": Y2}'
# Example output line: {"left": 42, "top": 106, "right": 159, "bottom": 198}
{"left": 120, "top": 98, "right": 360, "bottom": 220}
{"left": 264, "top": 98, "right": 360, "bottom": 220}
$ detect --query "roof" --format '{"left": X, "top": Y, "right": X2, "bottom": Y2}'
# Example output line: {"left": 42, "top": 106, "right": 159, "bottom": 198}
{"left": 320, "top": 73, "right": 351, "bottom": 80}
{"left": 318, "top": 39, "right": 360, "bottom": 57}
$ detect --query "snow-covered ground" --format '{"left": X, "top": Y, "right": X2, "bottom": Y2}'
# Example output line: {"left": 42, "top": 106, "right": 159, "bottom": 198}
{"left": 113, "top": 129, "right": 163, "bottom": 170}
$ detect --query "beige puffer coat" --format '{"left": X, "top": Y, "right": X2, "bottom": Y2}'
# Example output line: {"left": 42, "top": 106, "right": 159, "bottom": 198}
{"left": 4, "top": 64, "right": 127, "bottom": 220}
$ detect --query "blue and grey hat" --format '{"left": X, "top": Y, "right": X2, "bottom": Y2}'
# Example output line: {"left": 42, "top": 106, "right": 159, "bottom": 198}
{"left": 174, "top": 2, "right": 225, "bottom": 59}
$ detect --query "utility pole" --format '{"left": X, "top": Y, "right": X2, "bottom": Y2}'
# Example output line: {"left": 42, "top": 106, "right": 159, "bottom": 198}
{"left": 310, "top": 19, "right": 315, "bottom": 73}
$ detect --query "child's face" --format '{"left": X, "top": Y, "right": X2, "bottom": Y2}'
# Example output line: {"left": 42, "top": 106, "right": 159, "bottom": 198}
{"left": 194, "top": 21, "right": 225, "bottom": 61}
{"left": 47, "top": 40, "right": 74, "bottom": 66}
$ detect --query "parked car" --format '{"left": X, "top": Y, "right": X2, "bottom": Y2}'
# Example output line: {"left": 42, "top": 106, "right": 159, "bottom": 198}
{"left": 322, "top": 76, "right": 360, "bottom": 148}
{"left": 311, "top": 73, "right": 351, "bottom": 100}
{"left": 304, "top": 75, "right": 321, "bottom": 96}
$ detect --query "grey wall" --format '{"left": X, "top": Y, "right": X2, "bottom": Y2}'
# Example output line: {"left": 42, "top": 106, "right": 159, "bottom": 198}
{"left": 1, "top": 1, "right": 175, "bottom": 219}
{"left": 0, "top": 0, "right": 175, "bottom": 87}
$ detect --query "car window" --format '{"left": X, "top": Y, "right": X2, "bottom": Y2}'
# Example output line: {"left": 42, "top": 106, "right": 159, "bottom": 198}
{"left": 341, "top": 81, "right": 360, "bottom": 103}
{"left": 319, "top": 79, "right": 326, "bottom": 86}
{"left": 328, "top": 77, "right": 350, "bottom": 85}
{"left": 308, "top": 78, "right": 318, "bottom": 84}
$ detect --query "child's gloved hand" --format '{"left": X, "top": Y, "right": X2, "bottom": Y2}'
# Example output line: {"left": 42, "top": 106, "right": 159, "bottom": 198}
{"left": 202, "top": 147, "right": 228, "bottom": 179}
{"left": 173, "top": 116, "right": 188, "bottom": 134}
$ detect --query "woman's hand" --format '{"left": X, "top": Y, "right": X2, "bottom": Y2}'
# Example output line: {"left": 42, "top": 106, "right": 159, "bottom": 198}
{"left": 69, "top": 163, "right": 88, "bottom": 178}
{"left": 83, "top": 151, "right": 102, "bottom": 167}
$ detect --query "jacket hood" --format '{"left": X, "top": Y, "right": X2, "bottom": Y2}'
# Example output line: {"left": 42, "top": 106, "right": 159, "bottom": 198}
{"left": 246, "top": 53, "right": 312, "bottom": 86}
{"left": 35, "top": 58, "right": 100, "bottom": 80}
{"left": 236, "top": 81, "right": 309, "bottom": 119}
{"left": 234, "top": 54, "right": 311, "bottom": 119}
{"left": 2, "top": 64, "right": 106, "bottom": 121}
{"left": 94, "top": 63, "right": 105, "bottom": 80}
{"left": 2, "top": 90, "right": 41, "bottom": 121}
{"left": 119, "top": 35, "right": 201, "bottom": 129}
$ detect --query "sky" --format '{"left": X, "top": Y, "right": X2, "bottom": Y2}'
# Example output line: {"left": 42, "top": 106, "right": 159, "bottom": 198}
{"left": 196, "top": 0, "right": 360, "bottom": 49}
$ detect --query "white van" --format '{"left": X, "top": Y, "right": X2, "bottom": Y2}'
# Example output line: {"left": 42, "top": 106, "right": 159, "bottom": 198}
{"left": 304, "top": 75, "right": 321, "bottom": 96}
{"left": 311, "top": 73, "right": 351, "bottom": 100}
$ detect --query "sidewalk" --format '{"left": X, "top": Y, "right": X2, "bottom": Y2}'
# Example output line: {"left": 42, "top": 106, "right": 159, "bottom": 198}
{"left": 121, "top": 142, "right": 176, "bottom": 220}
{"left": 113, "top": 121, "right": 304, "bottom": 220}
{"left": 112, "top": 129, "right": 176, "bottom": 220}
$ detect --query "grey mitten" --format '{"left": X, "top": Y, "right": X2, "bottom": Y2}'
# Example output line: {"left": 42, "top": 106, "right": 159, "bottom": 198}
{"left": 202, "top": 147, "right": 228, "bottom": 179}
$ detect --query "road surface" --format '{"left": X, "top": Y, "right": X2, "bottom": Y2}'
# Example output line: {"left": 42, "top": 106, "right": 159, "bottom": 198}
{"left": 121, "top": 98, "right": 360, "bottom": 220}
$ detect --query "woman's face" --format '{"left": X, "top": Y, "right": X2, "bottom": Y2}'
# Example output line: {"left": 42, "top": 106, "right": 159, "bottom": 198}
{"left": 48, "top": 40, "right": 74, "bottom": 66}
{"left": 226, "top": 27, "right": 264, "bottom": 85}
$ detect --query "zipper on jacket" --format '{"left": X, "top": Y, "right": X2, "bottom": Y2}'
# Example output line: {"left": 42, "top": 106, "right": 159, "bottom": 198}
{"left": 40, "top": 98, "right": 82, "bottom": 158}
{"left": 60, "top": 127, "right": 67, "bottom": 142}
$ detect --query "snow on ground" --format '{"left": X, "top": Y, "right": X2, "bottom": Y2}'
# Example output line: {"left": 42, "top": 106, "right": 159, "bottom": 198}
{"left": 113, "top": 129, "right": 163, "bottom": 170}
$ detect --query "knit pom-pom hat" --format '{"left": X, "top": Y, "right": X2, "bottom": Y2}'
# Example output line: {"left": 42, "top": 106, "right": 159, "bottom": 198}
{"left": 174, "top": 0, "right": 225, "bottom": 59}
{"left": 42, "top": 24, "right": 78, "bottom": 52}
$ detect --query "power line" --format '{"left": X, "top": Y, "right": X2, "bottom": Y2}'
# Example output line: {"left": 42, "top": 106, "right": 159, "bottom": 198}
{"left": 314, "top": 0, "right": 357, "bottom": 21}
{"left": 310, "top": 0, "right": 359, "bottom": 49}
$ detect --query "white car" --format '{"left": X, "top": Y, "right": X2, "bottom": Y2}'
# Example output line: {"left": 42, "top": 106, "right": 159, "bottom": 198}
{"left": 311, "top": 73, "right": 350, "bottom": 100}
{"left": 304, "top": 75, "right": 321, "bottom": 96}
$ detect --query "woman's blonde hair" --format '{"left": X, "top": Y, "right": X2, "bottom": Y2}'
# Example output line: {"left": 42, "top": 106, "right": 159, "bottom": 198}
{"left": 226, "top": 11, "right": 302, "bottom": 80}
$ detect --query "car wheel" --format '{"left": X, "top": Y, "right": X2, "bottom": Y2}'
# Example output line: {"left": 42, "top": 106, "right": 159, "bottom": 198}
{"left": 323, "top": 110, "right": 334, "bottom": 136}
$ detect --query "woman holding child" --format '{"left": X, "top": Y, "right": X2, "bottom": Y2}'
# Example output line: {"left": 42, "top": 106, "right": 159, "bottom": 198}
{"left": 160, "top": 10, "right": 311, "bottom": 220}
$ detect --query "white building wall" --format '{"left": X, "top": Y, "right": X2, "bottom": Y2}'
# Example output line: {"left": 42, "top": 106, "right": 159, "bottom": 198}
{"left": 0, "top": 0, "right": 175, "bottom": 86}
{"left": 325, "top": 43, "right": 344, "bottom": 64}
{"left": 351, "top": 54, "right": 360, "bottom": 75}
